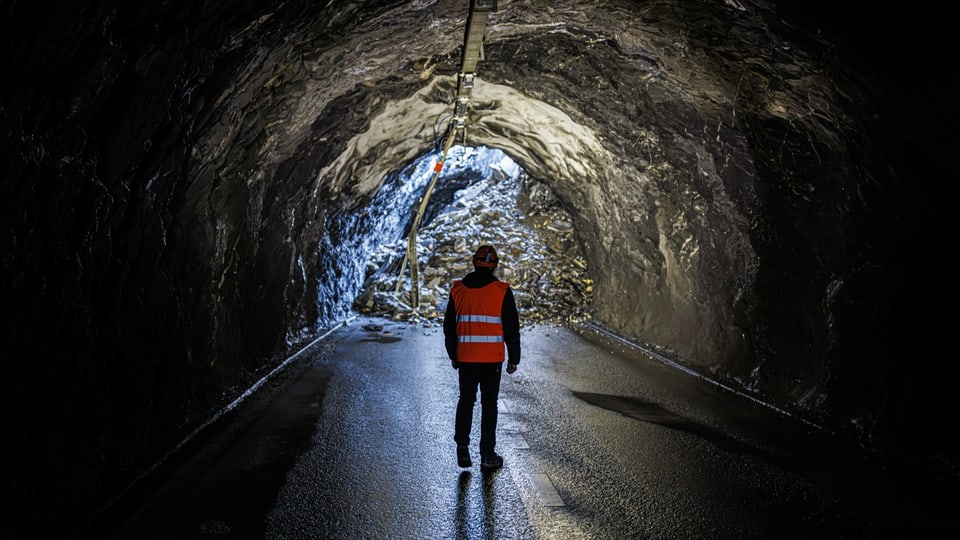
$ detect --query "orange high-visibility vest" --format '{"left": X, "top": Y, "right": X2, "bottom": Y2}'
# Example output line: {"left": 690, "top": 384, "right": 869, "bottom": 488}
{"left": 451, "top": 280, "right": 509, "bottom": 363}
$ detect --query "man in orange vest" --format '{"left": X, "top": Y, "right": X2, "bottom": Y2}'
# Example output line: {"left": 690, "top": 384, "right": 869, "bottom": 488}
{"left": 443, "top": 244, "right": 521, "bottom": 470}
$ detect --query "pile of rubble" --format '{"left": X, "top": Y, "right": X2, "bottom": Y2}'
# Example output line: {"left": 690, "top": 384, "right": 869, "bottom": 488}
{"left": 354, "top": 170, "right": 593, "bottom": 327}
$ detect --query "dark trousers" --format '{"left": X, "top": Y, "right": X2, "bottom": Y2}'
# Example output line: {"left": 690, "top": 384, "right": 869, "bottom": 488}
{"left": 454, "top": 362, "right": 503, "bottom": 455}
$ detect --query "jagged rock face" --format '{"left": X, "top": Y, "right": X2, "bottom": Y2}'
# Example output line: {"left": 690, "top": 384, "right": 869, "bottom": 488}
{"left": 0, "top": 0, "right": 951, "bottom": 536}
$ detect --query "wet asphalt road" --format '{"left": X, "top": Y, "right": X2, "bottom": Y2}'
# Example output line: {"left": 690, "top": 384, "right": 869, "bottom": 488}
{"left": 95, "top": 316, "right": 958, "bottom": 539}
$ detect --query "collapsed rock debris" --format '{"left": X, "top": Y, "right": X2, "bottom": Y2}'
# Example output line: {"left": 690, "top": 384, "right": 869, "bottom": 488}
{"left": 354, "top": 170, "right": 594, "bottom": 326}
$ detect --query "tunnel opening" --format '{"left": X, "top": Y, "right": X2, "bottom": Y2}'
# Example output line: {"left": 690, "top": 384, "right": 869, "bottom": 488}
{"left": 348, "top": 144, "right": 593, "bottom": 325}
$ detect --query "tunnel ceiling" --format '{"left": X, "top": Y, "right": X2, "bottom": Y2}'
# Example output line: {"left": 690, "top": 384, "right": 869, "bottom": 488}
{"left": 1, "top": 1, "right": 954, "bottom": 537}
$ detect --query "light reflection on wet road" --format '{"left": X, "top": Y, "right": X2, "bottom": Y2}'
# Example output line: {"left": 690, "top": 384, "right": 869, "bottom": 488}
{"left": 103, "top": 315, "right": 957, "bottom": 539}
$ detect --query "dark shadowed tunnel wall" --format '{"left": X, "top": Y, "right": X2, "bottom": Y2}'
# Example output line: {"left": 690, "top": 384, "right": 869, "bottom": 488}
{"left": 0, "top": 0, "right": 953, "bottom": 537}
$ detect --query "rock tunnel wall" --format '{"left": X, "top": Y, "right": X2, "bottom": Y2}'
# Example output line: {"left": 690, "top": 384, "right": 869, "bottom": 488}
{"left": 0, "top": 0, "right": 952, "bottom": 537}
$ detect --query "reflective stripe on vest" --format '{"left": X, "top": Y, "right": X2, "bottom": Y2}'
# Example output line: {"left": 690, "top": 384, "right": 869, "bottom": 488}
{"left": 451, "top": 280, "right": 508, "bottom": 363}
{"left": 458, "top": 335, "right": 504, "bottom": 343}
{"left": 457, "top": 314, "right": 502, "bottom": 324}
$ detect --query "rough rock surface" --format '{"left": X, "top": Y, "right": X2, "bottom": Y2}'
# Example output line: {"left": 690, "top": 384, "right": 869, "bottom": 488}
{"left": 0, "top": 0, "right": 952, "bottom": 536}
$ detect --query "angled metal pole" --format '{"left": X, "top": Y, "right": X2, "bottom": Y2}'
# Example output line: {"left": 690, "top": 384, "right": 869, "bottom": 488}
{"left": 404, "top": 123, "right": 458, "bottom": 311}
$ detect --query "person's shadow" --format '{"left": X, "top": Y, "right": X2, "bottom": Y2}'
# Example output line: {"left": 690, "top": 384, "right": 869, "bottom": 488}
{"left": 454, "top": 467, "right": 504, "bottom": 539}
{"left": 454, "top": 471, "right": 472, "bottom": 539}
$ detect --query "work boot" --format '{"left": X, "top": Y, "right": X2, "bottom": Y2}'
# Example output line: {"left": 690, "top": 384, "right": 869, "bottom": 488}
{"left": 480, "top": 452, "right": 503, "bottom": 471}
{"left": 457, "top": 446, "right": 472, "bottom": 468}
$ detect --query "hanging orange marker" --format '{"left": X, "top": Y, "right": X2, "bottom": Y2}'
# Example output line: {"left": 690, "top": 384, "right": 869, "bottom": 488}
{"left": 434, "top": 161, "right": 443, "bottom": 173}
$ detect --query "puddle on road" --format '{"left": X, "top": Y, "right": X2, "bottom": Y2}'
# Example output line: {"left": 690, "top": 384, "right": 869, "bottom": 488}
{"left": 361, "top": 334, "right": 403, "bottom": 343}
{"left": 572, "top": 391, "right": 793, "bottom": 463}
{"left": 361, "top": 323, "right": 403, "bottom": 343}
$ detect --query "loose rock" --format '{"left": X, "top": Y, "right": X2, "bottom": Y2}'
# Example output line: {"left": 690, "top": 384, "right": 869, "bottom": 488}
{"left": 354, "top": 170, "right": 593, "bottom": 326}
